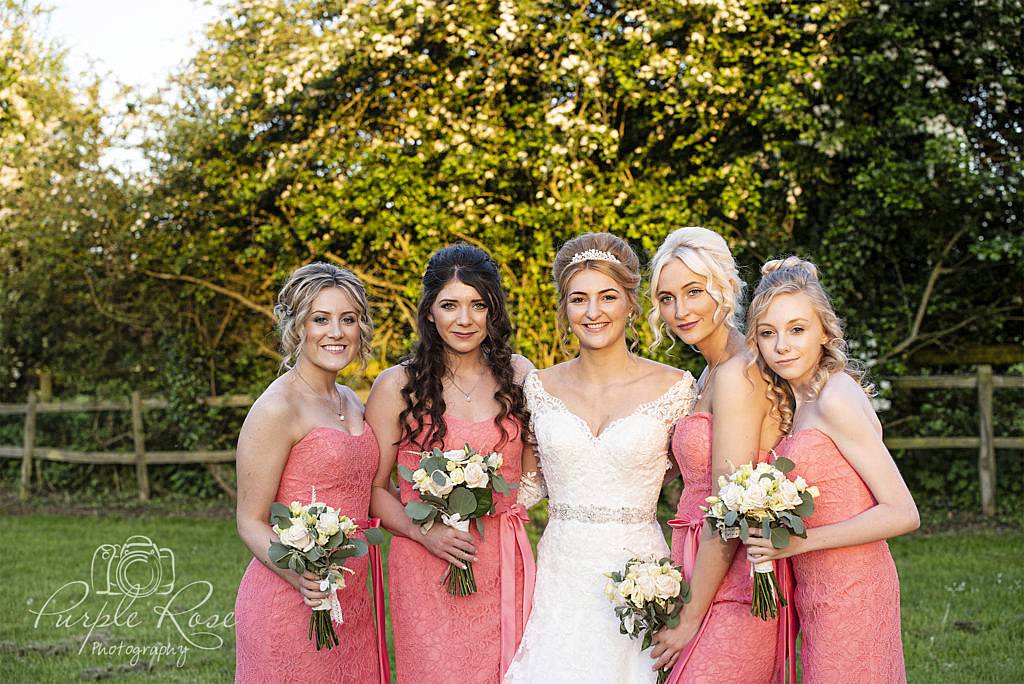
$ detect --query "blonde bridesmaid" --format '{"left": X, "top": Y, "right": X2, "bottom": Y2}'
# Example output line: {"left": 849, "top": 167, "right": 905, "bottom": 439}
{"left": 235, "top": 263, "right": 389, "bottom": 683}
{"left": 743, "top": 256, "right": 919, "bottom": 683}
{"left": 646, "top": 228, "right": 783, "bottom": 683}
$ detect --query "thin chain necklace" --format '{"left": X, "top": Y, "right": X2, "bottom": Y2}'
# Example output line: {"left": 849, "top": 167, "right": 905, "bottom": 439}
{"left": 294, "top": 368, "right": 345, "bottom": 421}
{"left": 447, "top": 370, "right": 485, "bottom": 402}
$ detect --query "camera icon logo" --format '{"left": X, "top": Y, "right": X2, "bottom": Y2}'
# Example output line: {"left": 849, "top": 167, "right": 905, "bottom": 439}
{"left": 90, "top": 535, "right": 176, "bottom": 598}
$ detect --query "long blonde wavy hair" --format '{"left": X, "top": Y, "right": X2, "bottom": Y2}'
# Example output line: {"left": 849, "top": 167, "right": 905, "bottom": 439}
{"left": 745, "top": 256, "right": 873, "bottom": 433}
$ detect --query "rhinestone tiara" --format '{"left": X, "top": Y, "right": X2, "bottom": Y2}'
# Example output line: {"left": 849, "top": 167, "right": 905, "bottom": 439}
{"left": 568, "top": 249, "right": 621, "bottom": 266}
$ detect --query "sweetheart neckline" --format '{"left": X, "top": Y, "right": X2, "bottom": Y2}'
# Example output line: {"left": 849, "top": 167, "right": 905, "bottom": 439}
{"left": 527, "top": 371, "right": 693, "bottom": 441}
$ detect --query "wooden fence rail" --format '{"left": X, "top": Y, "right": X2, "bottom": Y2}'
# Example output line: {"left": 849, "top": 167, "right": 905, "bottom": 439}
{"left": 1, "top": 366, "right": 1021, "bottom": 512}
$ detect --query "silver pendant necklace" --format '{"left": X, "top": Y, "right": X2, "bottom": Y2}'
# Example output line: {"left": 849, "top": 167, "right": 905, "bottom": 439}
{"left": 447, "top": 371, "right": 484, "bottom": 402}
{"left": 294, "top": 368, "right": 345, "bottom": 421}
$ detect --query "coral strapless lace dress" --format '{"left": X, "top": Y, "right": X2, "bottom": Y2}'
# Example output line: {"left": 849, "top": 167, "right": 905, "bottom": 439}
{"left": 776, "top": 429, "right": 906, "bottom": 683}
{"left": 666, "top": 413, "right": 778, "bottom": 683}
{"left": 235, "top": 426, "right": 387, "bottom": 684}
{"left": 389, "top": 415, "right": 532, "bottom": 684}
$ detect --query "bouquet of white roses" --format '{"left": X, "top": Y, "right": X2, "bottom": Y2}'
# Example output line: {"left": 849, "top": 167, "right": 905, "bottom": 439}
{"left": 268, "top": 488, "right": 384, "bottom": 650}
{"left": 701, "top": 458, "right": 819, "bottom": 620}
{"left": 604, "top": 556, "right": 690, "bottom": 684}
{"left": 398, "top": 443, "right": 514, "bottom": 596}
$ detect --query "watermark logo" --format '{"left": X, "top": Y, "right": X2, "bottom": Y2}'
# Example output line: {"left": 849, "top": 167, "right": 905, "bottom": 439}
{"left": 91, "top": 535, "right": 176, "bottom": 598}
{"left": 28, "top": 534, "right": 234, "bottom": 669}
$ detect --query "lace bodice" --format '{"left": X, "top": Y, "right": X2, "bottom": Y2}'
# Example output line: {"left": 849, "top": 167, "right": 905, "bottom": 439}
{"left": 523, "top": 370, "right": 696, "bottom": 516}
{"left": 505, "top": 370, "right": 696, "bottom": 684}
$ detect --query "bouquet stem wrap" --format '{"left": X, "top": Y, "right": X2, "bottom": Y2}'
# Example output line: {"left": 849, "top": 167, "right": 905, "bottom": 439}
{"left": 750, "top": 560, "right": 783, "bottom": 620}
{"left": 440, "top": 515, "right": 477, "bottom": 595}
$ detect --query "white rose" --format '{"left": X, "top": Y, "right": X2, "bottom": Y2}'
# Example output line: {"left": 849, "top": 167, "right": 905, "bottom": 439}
{"left": 635, "top": 574, "right": 657, "bottom": 603}
{"left": 413, "top": 468, "right": 429, "bottom": 485}
{"left": 316, "top": 510, "right": 341, "bottom": 536}
{"left": 721, "top": 483, "right": 744, "bottom": 511}
{"left": 486, "top": 452, "right": 503, "bottom": 469}
{"left": 463, "top": 462, "right": 490, "bottom": 489}
{"left": 742, "top": 483, "right": 768, "bottom": 512}
{"left": 469, "top": 453, "right": 484, "bottom": 464}
{"left": 793, "top": 475, "right": 808, "bottom": 491}
{"left": 444, "top": 448, "right": 469, "bottom": 463}
{"left": 450, "top": 467, "right": 466, "bottom": 484}
{"left": 778, "top": 479, "right": 803, "bottom": 507}
{"left": 619, "top": 578, "right": 636, "bottom": 599}
{"left": 807, "top": 485, "right": 821, "bottom": 498}
{"left": 425, "top": 471, "right": 454, "bottom": 497}
{"left": 278, "top": 520, "right": 315, "bottom": 552}
{"left": 654, "top": 573, "right": 681, "bottom": 599}
{"left": 288, "top": 500, "right": 303, "bottom": 516}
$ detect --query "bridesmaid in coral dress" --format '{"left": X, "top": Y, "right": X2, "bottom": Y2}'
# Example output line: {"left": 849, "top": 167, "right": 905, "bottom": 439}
{"left": 235, "top": 263, "right": 389, "bottom": 683}
{"left": 743, "top": 257, "right": 919, "bottom": 683}
{"left": 645, "top": 228, "right": 783, "bottom": 683}
{"left": 367, "top": 244, "right": 536, "bottom": 684}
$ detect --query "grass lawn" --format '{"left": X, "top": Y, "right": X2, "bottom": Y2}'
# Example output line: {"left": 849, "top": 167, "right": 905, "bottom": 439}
{"left": 1, "top": 513, "right": 1020, "bottom": 682}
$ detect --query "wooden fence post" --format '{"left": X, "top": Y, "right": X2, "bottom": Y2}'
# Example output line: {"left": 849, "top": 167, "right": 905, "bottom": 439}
{"left": 19, "top": 391, "right": 37, "bottom": 501}
{"left": 977, "top": 365, "right": 996, "bottom": 516}
{"left": 131, "top": 391, "right": 150, "bottom": 502}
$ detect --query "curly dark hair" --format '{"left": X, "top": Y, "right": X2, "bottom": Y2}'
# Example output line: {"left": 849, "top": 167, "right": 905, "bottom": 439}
{"left": 399, "top": 243, "right": 530, "bottom": 450}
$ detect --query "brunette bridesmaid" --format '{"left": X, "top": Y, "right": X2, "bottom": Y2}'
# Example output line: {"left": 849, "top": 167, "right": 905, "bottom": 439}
{"left": 743, "top": 256, "right": 919, "bottom": 683}
{"left": 646, "top": 228, "right": 783, "bottom": 682}
{"left": 235, "top": 263, "right": 389, "bottom": 683}
{"left": 366, "top": 244, "right": 535, "bottom": 683}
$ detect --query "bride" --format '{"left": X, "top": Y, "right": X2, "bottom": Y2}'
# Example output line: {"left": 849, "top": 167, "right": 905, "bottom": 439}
{"left": 505, "top": 232, "right": 696, "bottom": 683}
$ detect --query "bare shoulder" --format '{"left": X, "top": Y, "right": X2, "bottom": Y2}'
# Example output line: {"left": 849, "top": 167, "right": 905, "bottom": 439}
{"left": 637, "top": 358, "right": 690, "bottom": 389}
{"left": 535, "top": 361, "right": 567, "bottom": 383}
{"left": 716, "top": 353, "right": 766, "bottom": 397}
{"left": 817, "top": 372, "right": 880, "bottom": 437}
{"left": 241, "top": 379, "right": 300, "bottom": 440}
{"left": 369, "top": 364, "right": 409, "bottom": 395}
{"left": 365, "top": 364, "right": 410, "bottom": 421}
{"left": 511, "top": 354, "right": 537, "bottom": 385}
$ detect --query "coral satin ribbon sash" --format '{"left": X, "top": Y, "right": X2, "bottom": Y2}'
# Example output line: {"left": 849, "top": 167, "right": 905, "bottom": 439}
{"left": 664, "top": 515, "right": 714, "bottom": 684}
{"left": 356, "top": 518, "right": 391, "bottom": 684}
{"left": 499, "top": 504, "right": 536, "bottom": 676}
{"left": 775, "top": 558, "right": 798, "bottom": 684}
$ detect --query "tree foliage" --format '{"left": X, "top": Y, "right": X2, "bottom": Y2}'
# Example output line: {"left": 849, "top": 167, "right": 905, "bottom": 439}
{"left": 2, "top": 1, "right": 1020, "bottom": 443}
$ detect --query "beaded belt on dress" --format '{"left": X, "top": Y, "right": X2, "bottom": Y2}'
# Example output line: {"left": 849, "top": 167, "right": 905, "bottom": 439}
{"left": 548, "top": 503, "right": 656, "bottom": 524}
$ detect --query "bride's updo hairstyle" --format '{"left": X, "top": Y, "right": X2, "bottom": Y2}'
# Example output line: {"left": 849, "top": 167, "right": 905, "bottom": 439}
{"left": 646, "top": 226, "right": 745, "bottom": 349}
{"left": 274, "top": 262, "right": 373, "bottom": 372}
{"left": 745, "top": 256, "right": 872, "bottom": 433}
{"left": 551, "top": 232, "right": 641, "bottom": 344}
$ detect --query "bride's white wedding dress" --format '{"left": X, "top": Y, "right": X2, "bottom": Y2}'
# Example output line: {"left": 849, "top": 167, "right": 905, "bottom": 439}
{"left": 505, "top": 370, "right": 696, "bottom": 684}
